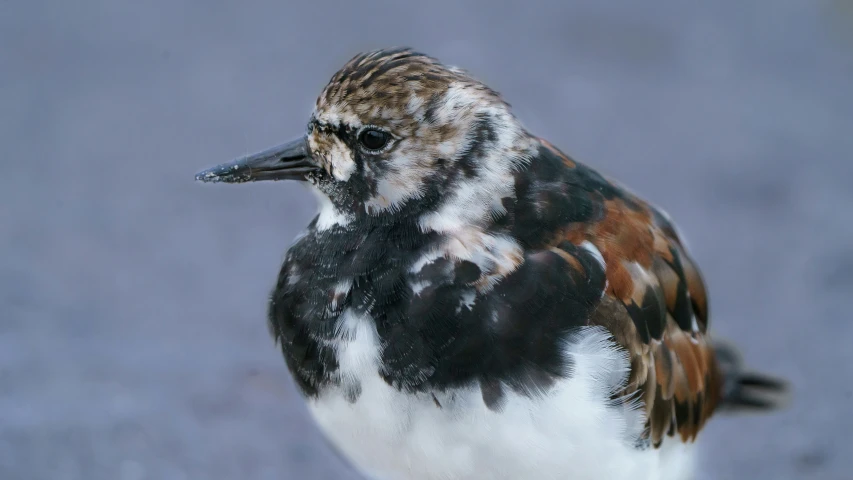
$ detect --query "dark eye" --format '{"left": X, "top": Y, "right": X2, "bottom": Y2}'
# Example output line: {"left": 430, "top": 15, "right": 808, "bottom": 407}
{"left": 358, "top": 128, "right": 390, "bottom": 151}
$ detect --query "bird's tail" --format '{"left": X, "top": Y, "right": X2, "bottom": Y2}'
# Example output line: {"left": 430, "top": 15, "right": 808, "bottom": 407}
{"left": 713, "top": 339, "right": 790, "bottom": 413}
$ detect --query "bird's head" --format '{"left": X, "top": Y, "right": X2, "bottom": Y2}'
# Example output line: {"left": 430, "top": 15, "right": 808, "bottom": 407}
{"left": 196, "top": 48, "right": 538, "bottom": 229}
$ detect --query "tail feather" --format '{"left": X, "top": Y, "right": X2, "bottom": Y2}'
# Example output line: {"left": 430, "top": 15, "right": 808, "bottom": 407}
{"left": 713, "top": 339, "right": 790, "bottom": 413}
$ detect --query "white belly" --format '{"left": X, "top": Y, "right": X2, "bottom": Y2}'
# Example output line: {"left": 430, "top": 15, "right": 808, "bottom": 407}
{"left": 306, "top": 311, "right": 696, "bottom": 480}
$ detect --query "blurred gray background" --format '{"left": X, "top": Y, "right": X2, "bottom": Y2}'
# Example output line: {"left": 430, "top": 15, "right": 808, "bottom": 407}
{"left": 2, "top": 0, "right": 852, "bottom": 479}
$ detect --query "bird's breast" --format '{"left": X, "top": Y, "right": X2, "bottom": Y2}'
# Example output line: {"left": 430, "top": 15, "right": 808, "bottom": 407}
{"left": 307, "top": 320, "right": 692, "bottom": 480}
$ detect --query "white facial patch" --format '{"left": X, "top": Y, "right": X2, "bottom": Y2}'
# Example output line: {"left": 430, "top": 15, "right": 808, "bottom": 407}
{"left": 365, "top": 163, "right": 429, "bottom": 213}
{"left": 311, "top": 186, "right": 352, "bottom": 230}
{"left": 419, "top": 86, "right": 537, "bottom": 234}
{"left": 327, "top": 140, "right": 357, "bottom": 182}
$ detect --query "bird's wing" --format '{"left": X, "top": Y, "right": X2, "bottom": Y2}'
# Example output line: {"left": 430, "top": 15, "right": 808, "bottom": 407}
{"left": 542, "top": 139, "right": 722, "bottom": 446}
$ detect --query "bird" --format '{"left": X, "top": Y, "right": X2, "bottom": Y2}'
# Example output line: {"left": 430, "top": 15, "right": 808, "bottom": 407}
{"left": 195, "top": 47, "right": 787, "bottom": 480}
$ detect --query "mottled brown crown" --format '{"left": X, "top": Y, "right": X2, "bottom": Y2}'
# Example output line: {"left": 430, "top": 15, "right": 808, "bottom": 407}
{"left": 316, "top": 47, "right": 506, "bottom": 116}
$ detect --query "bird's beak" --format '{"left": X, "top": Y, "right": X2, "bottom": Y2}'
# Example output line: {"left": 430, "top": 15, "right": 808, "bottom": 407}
{"left": 195, "top": 135, "right": 318, "bottom": 183}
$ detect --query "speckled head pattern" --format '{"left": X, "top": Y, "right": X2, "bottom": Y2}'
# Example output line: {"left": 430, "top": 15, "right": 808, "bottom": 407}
{"left": 304, "top": 47, "right": 537, "bottom": 220}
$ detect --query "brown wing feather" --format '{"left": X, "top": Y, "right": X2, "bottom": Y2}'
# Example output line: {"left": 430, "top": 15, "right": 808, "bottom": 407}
{"left": 561, "top": 185, "right": 723, "bottom": 447}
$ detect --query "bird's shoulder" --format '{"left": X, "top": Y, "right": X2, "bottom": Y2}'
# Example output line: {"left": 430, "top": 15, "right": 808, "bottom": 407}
{"left": 507, "top": 137, "right": 722, "bottom": 446}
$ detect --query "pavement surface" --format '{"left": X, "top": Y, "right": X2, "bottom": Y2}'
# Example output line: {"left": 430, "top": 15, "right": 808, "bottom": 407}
{"left": 2, "top": 1, "right": 852, "bottom": 479}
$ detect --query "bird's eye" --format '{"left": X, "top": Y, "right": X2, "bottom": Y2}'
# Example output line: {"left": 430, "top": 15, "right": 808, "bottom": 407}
{"left": 358, "top": 128, "right": 390, "bottom": 151}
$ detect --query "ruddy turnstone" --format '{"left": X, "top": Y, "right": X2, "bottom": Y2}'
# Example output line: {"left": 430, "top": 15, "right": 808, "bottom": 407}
{"left": 196, "top": 48, "right": 787, "bottom": 480}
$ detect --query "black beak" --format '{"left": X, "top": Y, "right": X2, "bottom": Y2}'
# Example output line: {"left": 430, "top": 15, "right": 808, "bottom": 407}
{"left": 195, "top": 135, "right": 317, "bottom": 183}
